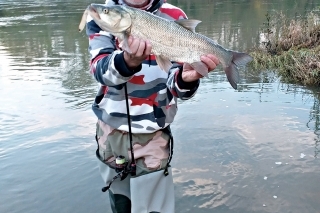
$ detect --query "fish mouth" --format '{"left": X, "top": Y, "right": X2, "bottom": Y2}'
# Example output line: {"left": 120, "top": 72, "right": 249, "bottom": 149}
{"left": 88, "top": 4, "right": 103, "bottom": 21}
{"left": 88, "top": 4, "right": 98, "bottom": 13}
{"left": 87, "top": 4, "right": 119, "bottom": 33}
{"left": 87, "top": 4, "right": 132, "bottom": 34}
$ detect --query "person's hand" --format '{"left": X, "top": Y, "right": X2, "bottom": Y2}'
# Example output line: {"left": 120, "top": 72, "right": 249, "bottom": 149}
{"left": 182, "top": 54, "right": 220, "bottom": 82}
{"left": 123, "top": 35, "right": 152, "bottom": 69}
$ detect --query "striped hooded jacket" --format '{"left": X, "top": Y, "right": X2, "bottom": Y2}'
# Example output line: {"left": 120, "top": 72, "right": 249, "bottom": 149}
{"left": 86, "top": 0, "right": 200, "bottom": 133}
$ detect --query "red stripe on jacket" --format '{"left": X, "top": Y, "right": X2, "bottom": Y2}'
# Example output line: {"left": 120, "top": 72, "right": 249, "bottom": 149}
{"left": 159, "top": 7, "right": 187, "bottom": 20}
{"left": 130, "top": 93, "right": 158, "bottom": 107}
{"left": 90, "top": 54, "right": 109, "bottom": 74}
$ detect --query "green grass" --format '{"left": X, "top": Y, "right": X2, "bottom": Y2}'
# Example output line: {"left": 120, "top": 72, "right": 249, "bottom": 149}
{"left": 249, "top": 10, "right": 320, "bottom": 86}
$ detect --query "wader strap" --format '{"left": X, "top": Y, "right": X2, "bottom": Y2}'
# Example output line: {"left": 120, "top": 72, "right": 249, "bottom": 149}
{"left": 95, "top": 134, "right": 105, "bottom": 164}
{"left": 162, "top": 125, "right": 174, "bottom": 176}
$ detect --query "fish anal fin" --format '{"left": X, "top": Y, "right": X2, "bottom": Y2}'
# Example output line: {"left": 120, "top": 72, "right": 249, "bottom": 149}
{"left": 156, "top": 55, "right": 173, "bottom": 72}
{"left": 174, "top": 19, "right": 201, "bottom": 33}
{"left": 190, "top": 61, "right": 209, "bottom": 77}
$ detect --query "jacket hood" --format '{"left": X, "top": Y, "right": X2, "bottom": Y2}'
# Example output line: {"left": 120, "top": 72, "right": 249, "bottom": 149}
{"left": 109, "top": 0, "right": 164, "bottom": 13}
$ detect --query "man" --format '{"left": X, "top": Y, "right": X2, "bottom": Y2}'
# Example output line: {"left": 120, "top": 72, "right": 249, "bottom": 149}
{"left": 86, "top": 0, "right": 219, "bottom": 212}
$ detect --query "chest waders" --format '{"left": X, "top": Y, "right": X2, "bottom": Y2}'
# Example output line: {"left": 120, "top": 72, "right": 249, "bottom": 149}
{"left": 95, "top": 83, "right": 174, "bottom": 192}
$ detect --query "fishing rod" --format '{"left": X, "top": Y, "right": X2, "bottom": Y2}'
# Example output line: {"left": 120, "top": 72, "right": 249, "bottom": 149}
{"left": 101, "top": 83, "right": 136, "bottom": 192}
{"left": 124, "top": 83, "right": 137, "bottom": 176}
{"left": 101, "top": 82, "right": 174, "bottom": 192}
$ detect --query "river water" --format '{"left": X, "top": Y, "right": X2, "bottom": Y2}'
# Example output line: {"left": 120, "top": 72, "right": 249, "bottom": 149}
{"left": 1, "top": 0, "right": 320, "bottom": 213}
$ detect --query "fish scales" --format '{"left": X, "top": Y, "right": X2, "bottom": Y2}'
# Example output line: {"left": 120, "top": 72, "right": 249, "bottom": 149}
{"left": 128, "top": 8, "right": 230, "bottom": 65}
{"left": 84, "top": 4, "right": 254, "bottom": 89}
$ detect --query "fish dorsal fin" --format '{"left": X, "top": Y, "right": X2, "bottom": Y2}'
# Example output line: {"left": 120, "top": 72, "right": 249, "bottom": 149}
{"left": 174, "top": 19, "right": 201, "bottom": 33}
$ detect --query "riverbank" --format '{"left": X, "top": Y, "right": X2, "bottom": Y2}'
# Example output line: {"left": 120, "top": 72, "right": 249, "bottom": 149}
{"left": 249, "top": 10, "right": 320, "bottom": 86}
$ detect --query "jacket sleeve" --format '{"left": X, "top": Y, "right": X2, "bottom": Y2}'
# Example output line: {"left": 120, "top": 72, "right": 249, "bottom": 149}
{"left": 86, "top": 16, "right": 141, "bottom": 86}
{"left": 166, "top": 64, "right": 200, "bottom": 100}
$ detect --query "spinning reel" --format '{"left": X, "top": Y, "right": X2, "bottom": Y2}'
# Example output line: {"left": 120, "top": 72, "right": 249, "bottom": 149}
{"left": 101, "top": 155, "right": 136, "bottom": 192}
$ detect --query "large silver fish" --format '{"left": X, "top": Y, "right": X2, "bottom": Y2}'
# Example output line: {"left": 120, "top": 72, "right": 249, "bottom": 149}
{"left": 80, "top": 4, "right": 253, "bottom": 89}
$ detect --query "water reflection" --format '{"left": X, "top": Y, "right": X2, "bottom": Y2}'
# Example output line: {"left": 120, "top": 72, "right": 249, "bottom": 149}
{"left": 0, "top": 0, "right": 96, "bottom": 109}
{"left": 172, "top": 80, "right": 320, "bottom": 212}
{"left": 307, "top": 93, "right": 320, "bottom": 158}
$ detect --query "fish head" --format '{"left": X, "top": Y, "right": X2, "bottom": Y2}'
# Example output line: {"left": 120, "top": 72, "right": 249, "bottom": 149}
{"left": 88, "top": 4, "right": 132, "bottom": 33}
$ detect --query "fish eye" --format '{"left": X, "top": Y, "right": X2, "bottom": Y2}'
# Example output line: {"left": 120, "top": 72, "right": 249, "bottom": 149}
{"left": 103, "top": 8, "right": 109, "bottom": 14}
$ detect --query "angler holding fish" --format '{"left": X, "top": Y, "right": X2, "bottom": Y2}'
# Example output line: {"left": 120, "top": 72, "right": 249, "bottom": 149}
{"left": 80, "top": 0, "right": 252, "bottom": 212}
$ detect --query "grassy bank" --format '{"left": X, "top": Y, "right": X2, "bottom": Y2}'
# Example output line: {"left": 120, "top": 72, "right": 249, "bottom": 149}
{"left": 249, "top": 9, "right": 320, "bottom": 86}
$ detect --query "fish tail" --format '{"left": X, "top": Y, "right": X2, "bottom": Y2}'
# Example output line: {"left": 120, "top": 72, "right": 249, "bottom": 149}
{"left": 224, "top": 51, "right": 253, "bottom": 89}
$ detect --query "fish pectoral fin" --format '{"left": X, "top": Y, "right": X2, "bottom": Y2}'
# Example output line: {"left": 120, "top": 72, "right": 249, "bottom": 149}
{"left": 156, "top": 55, "right": 173, "bottom": 72}
{"left": 174, "top": 19, "right": 202, "bottom": 33}
{"left": 119, "top": 32, "right": 132, "bottom": 54}
{"left": 190, "top": 61, "right": 209, "bottom": 77}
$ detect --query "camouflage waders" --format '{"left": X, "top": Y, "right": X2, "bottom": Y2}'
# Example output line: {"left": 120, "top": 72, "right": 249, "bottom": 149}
{"left": 95, "top": 120, "right": 175, "bottom": 213}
